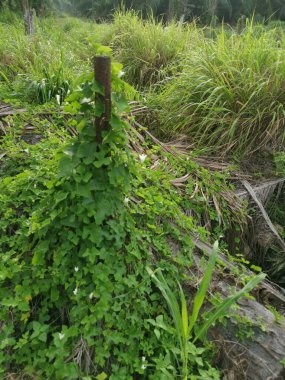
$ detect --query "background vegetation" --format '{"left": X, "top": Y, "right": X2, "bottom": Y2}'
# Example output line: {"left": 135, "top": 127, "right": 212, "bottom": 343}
{"left": 1, "top": 0, "right": 285, "bottom": 22}
{"left": 0, "top": 2, "right": 284, "bottom": 378}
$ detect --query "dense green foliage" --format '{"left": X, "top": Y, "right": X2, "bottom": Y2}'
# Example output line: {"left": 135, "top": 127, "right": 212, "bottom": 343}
{"left": 0, "top": 62, "right": 249, "bottom": 378}
{"left": 0, "top": 6, "right": 283, "bottom": 379}
{"left": 1, "top": 0, "right": 285, "bottom": 22}
{"left": 148, "top": 249, "right": 264, "bottom": 379}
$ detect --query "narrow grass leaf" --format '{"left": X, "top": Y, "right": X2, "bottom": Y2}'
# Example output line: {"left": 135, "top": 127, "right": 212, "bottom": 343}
{"left": 188, "top": 240, "right": 219, "bottom": 334}
{"left": 194, "top": 272, "right": 266, "bottom": 342}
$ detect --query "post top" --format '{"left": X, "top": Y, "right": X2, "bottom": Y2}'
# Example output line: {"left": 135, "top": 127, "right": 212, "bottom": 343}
{"left": 94, "top": 55, "right": 111, "bottom": 61}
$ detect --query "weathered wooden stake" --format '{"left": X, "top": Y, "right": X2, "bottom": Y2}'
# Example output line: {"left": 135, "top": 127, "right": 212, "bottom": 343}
{"left": 94, "top": 56, "right": 111, "bottom": 144}
{"left": 22, "top": 0, "right": 35, "bottom": 35}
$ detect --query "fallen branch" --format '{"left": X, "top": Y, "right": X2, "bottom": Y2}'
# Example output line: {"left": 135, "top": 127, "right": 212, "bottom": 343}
{"left": 242, "top": 180, "right": 285, "bottom": 252}
{"left": 189, "top": 235, "right": 285, "bottom": 379}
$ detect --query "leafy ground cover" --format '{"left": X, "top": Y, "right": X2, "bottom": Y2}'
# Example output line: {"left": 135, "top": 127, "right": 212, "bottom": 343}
{"left": 0, "top": 9, "right": 284, "bottom": 379}
{"left": 0, "top": 66, "right": 265, "bottom": 378}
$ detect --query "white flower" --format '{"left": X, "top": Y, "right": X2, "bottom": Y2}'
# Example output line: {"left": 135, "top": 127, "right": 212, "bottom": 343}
{"left": 73, "top": 287, "right": 78, "bottom": 295}
{"left": 64, "top": 148, "right": 74, "bottom": 157}
{"left": 81, "top": 97, "right": 91, "bottom": 104}
{"left": 89, "top": 292, "right": 94, "bottom": 299}
{"left": 124, "top": 197, "right": 130, "bottom": 205}
{"left": 139, "top": 154, "right": 147, "bottom": 163}
{"left": 56, "top": 94, "right": 61, "bottom": 105}
{"left": 58, "top": 333, "right": 65, "bottom": 340}
{"left": 141, "top": 356, "right": 147, "bottom": 370}
{"left": 118, "top": 70, "right": 125, "bottom": 78}
{"left": 74, "top": 267, "right": 79, "bottom": 272}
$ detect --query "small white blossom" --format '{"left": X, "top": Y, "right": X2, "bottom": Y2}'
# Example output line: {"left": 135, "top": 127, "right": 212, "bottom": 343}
{"left": 89, "top": 292, "right": 94, "bottom": 299}
{"left": 81, "top": 97, "right": 91, "bottom": 104}
{"left": 64, "top": 149, "right": 74, "bottom": 157}
{"left": 118, "top": 70, "right": 125, "bottom": 78}
{"left": 74, "top": 267, "right": 79, "bottom": 272}
{"left": 34, "top": 183, "right": 37, "bottom": 188}
{"left": 124, "top": 197, "right": 130, "bottom": 205}
{"left": 141, "top": 356, "right": 147, "bottom": 370}
{"left": 139, "top": 154, "right": 147, "bottom": 163}
{"left": 58, "top": 333, "right": 65, "bottom": 340}
{"left": 56, "top": 95, "right": 61, "bottom": 105}
{"left": 73, "top": 287, "right": 78, "bottom": 295}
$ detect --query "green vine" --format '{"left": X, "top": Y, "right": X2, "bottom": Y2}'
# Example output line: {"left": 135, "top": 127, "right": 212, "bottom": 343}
{"left": 0, "top": 62, "right": 238, "bottom": 379}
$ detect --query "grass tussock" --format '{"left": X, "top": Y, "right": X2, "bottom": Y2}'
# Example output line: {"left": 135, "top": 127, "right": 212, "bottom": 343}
{"left": 0, "top": 14, "right": 114, "bottom": 103}
{"left": 111, "top": 10, "right": 192, "bottom": 87}
{"left": 149, "top": 23, "right": 285, "bottom": 157}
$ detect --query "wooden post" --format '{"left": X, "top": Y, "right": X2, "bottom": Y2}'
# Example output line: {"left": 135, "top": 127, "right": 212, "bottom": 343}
{"left": 22, "top": 0, "right": 35, "bottom": 35}
{"left": 94, "top": 56, "right": 111, "bottom": 144}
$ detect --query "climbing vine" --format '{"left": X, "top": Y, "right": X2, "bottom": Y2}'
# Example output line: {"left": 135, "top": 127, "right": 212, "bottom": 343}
{"left": 0, "top": 60, "right": 244, "bottom": 379}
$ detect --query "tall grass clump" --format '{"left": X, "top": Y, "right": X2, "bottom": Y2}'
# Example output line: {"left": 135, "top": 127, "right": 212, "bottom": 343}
{"left": 149, "top": 23, "right": 285, "bottom": 157}
{"left": 0, "top": 19, "right": 88, "bottom": 81}
{"left": 0, "top": 16, "right": 110, "bottom": 103}
{"left": 0, "top": 7, "right": 20, "bottom": 25}
{"left": 111, "top": 10, "right": 192, "bottom": 87}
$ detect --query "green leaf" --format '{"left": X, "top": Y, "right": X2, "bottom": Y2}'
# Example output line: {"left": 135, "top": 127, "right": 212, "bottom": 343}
{"left": 195, "top": 272, "right": 266, "bottom": 342}
{"left": 38, "top": 332, "right": 47, "bottom": 343}
{"left": 188, "top": 241, "right": 219, "bottom": 334}
{"left": 147, "top": 267, "right": 183, "bottom": 352}
{"left": 178, "top": 282, "right": 188, "bottom": 341}
{"left": 51, "top": 287, "right": 59, "bottom": 302}
{"left": 116, "top": 96, "right": 130, "bottom": 113}
{"left": 96, "top": 373, "right": 107, "bottom": 380}
{"left": 55, "top": 192, "right": 68, "bottom": 204}
{"left": 110, "top": 115, "right": 123, "bottom": 129}
{"left": 92, "top": 81, "right": 104, "bottom": 95}
{"left": 2, "top": 298, "right": 18, "bottom": 307}
{"left": 95, "top": 99, "right": 104, "bottom": 117}
{"left": 59, "top": 155, "right": 72, "bottom": 177}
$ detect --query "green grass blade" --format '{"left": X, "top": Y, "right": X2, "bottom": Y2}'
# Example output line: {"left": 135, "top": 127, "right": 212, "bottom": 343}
{"left": 0, "top": 71, "right": 11, "bottom": 86}
{"left": 188, "top": 241, "right": 219, "bottom": 334}
{"left": 194, "top": 272, "right": 266, "bottom": 342}
{"left": 147, "top": 267, "right": 183, "bottom": 350}
{"left": 178, "top": 282, "right": 188, "bottom": 341}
